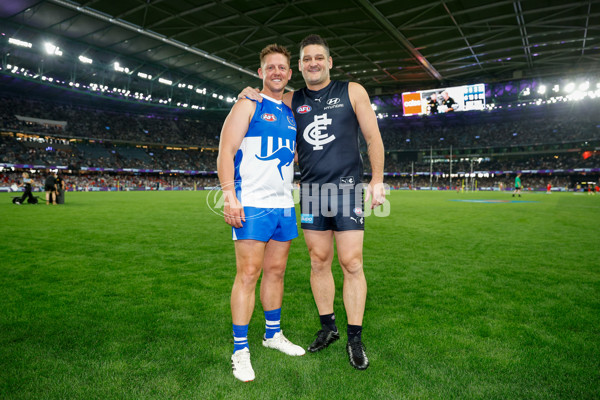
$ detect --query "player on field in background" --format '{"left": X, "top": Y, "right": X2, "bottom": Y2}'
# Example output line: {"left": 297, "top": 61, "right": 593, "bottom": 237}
{"left": 217, "top": 43, "right": 304, "bottom": 383}
{"left": 513, "top": 173, "right": 522, "bottom": 197}
{"left": 238, "top": 34, "right": 386, "bottom": 370}
{"left": 546, "top": 182, "right": 552, "bottom": 194}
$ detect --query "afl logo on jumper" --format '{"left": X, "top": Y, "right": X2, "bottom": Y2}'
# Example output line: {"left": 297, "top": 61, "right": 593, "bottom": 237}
{"left": 327, "top": 98, "right": 340, "bottom": 105}
{"left": 261, "top": 113, "right": 277, "bottom": 122}
{"left": 296, "top": 105, "right": 311, "bottom": 114}
{"left": 303, "top": 113, "right": 334, "bottom": 151}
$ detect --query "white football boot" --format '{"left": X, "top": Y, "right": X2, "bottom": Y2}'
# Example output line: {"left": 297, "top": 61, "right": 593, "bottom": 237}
{"left": 262, "top": 331, "right": 306, "bottom": 356}
{"left": 231, "top": 348, "right": 255, "bottom": 382}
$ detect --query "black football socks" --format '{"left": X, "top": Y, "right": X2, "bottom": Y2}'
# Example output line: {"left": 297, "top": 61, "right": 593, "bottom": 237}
{"left": 347, "top": 324, "right": 363, "bottom": 342}
{"left": 319, "top": 313, "right": 338, "bottom": 332}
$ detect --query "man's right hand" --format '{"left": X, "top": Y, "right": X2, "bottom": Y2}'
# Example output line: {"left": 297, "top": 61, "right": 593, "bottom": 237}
{"left": 222, "top": 190, "right": 245, "bottom": 228}
{"left": 237, "top": 87, "right": 262, "bottom": 102}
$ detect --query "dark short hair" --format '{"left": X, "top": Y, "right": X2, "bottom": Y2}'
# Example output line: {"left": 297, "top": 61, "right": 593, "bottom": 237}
{"left": 260, "top": 43, "right": 291, "bottom": 67}
{"left": 299, "top": 34, "right": 330, "bottom": 57}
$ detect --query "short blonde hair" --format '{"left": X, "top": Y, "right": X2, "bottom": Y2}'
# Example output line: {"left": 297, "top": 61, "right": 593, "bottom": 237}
{"left": 260, "top": 43, "right": 291, "bottom": 67}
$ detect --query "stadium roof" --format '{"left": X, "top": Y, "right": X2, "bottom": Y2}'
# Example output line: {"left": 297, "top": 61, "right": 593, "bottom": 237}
{"left": 1, "top": 0, "right": 599, "bottom": 101}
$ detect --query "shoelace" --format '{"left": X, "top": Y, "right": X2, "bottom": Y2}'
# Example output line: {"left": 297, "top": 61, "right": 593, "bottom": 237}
{"left": 316, "top": 329, "right": 329, "bottom": 340}
{"left": 277, "top": 335, "right": 290, "bottom": 344}
{"left": 348, "top": 340, "right": 366, "bottom": 355}
{"left": 236, "top": 353, "right": 252, "bottom": 369}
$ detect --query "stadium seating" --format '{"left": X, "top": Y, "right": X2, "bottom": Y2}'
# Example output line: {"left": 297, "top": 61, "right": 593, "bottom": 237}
{"left": 1, "top": 93, "right": 598, "bottom": 191}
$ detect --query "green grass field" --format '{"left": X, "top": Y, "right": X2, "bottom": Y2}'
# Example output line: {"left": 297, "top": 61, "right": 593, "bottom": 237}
{"left": 1, "top": 190, "right": 599, "bottom": 399}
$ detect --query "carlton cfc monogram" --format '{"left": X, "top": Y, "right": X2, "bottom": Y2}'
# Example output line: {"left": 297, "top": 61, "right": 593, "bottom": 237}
{"left": 303, "top": 113, "right": 335, "bottom": 150}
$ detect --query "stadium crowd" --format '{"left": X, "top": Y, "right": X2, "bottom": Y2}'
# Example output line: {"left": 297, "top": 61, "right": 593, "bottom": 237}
{"left": 1, "top": 171, "right": 219, "bottom": 191}
{"left": 378, "top": 101, "right": 600, "bottom": 150}
{"left": 2, "top": 93, "right": 599, "bottom": 191}
{"left": 4, "top": 170, "right": 592, "bottom": 192}
{"left": 0, "top": 96, "right": 221, "bottom": 147}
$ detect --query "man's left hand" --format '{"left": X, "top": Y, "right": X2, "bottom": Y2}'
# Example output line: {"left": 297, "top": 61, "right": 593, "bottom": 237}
{"left": 365, "top": 181, "right": 386, "bottom": 209}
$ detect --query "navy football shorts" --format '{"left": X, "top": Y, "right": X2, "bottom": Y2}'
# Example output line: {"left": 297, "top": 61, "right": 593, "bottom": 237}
{"left": 299, "top": 184, "right": 365, "bottom": 232}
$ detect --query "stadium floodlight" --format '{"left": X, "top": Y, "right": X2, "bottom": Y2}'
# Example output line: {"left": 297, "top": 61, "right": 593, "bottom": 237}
{"left": 8, "top": 38, "right": 32, "bottom": 48}
{"left": 572, "top": 91, "right": 585, "bottom": 101}
{"left": 218, "top": 95, "right": 224, "bottom": 100}
{"left": 187, "top": 85, "right": 193, "bottom": 90}
{"left": 564, "top": 82, "right": 575, "bottom": 93}
{"left": 44, "top": 42, "right": 62, "bottom": 56}
{"left": 537, "top": 85, "right": 546, "bottom": 94}
{"left": 552, "top": 84, "right": 559, "bottom": 92}
{"left": 212, "top": 93, "right": 218, "bottom": 98}
{"left": 522, "top": 87, "right": 530, "bottom": 96}
{"left": 113, "top": 62, "right": 130, "bottom": 73}
{"left": 79, "top": 55, "right": 93, "bottom": 64}
{"left": 158, "top": 78, "right": 172, "bottom": 85}
{"left": 579, "top": 81, "right": 589, "bottom": 91}
{"left": 371, "top": 103, "right": 377, "bottom": 110}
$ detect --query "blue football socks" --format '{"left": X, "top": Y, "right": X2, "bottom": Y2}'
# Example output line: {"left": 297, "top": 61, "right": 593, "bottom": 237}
{"left": 233, "top": 323, "right": 249, "bottom": 353}
{"left": 264, "top": 308, "right": 281, "bottom": 339}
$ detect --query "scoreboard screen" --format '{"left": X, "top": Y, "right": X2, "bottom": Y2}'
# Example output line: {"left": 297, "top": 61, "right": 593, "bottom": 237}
{"left": 402, "top": 84, "right": 486, "bottom": 116}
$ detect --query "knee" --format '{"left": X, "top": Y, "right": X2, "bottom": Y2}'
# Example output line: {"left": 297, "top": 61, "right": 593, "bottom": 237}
{"left": 236, "top": 264, "right": 262, "bottom": 287}
{"left": 263, "top": 263, "right": 286, "bottom": 280}
{"left": 339, "top": 256, "right": 363, "bottom": 276}
{"left": 310, "top": 252, "right": 332, "bottom": 273}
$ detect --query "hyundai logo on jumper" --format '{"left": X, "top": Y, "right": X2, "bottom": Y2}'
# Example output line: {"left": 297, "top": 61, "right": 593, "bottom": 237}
{"left": 300, "top": 183, "right": 390, "bottom": 218}
{"left": 325, "top": 98, "right": 344, "bottom": 110}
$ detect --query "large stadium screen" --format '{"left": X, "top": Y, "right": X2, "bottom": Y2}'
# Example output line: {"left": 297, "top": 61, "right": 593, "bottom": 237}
{"left": 402, "top": 84, "right": 486, "bottom": 116}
